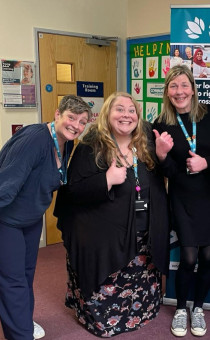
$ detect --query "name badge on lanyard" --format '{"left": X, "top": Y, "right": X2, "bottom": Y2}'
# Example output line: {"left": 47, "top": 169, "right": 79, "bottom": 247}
{"left": 133, "top": 147, "right": 148, "bottom": 210}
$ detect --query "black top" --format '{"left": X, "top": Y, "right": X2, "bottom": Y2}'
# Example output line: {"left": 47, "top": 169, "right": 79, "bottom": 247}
{"left": 153, "top": 111, "right": 210, "bottom": 246}
{"left": 54, "top": 122, "right": 170, "bottom": 297}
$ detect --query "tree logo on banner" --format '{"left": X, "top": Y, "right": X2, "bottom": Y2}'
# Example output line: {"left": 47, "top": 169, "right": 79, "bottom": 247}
{"left": 185, "top": 17, "right": 205, "bottom": 40}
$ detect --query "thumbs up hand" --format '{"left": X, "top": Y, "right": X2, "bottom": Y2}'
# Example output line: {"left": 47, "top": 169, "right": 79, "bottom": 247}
{"left": 186, "top": 150, "right": 207, "bottom": 173}
{"left": 106, "top": 158, "right": 127, "bottom": 191}
{"left": 153, "top": 129, "right": 174, "bottom": 161}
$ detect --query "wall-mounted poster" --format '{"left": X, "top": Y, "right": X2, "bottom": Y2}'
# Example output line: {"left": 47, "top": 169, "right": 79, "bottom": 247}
{"left": 127, "top": 35, "right": 170, "bottom": 122}
{"left": 1, "top": 60, "right": 36, "bottom": 108}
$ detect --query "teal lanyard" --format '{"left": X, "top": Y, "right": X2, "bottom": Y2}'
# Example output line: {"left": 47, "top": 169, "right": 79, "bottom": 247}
{"left": 176, "top": 113, "right": 196, "bottom": 153}
{"left": 51, "top": 121, "right": 67, "bottom": 185}
{"left": 111, "top": 135, "right": 141, "bottom": 199}
{"left": 132, "top": 147, "right": 141, "bottom": 200}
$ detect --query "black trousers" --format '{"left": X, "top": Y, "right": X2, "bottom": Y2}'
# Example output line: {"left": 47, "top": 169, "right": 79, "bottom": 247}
{"left": 0, "top": 219, "right": 42, "bottom": 340}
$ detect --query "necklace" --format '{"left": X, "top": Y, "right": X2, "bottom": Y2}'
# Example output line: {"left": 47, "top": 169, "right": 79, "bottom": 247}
{"left": 118, "top": 149, "right": 132, "bottom": 167}
{"left": 119, "top": 149, "right": 130, "bottom": 160}
{"left": 117, "top": 148, "right": 133, "bottom": 168}
{"left": 112, "top": 134, "right": 144, "bottom": 205}
{"left": 117, "top": 145, "right": 141, "bottom": 198}
{"left": 111, "top": 134, "right": 133, "bottom": 167}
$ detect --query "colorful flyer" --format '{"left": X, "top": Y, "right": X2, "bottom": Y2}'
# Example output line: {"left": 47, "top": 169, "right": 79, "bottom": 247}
{"left": 1, "top": 60, "right": 36, "bottom": 108}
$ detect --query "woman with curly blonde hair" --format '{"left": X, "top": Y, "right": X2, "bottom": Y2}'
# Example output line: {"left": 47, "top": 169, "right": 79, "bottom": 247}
{"left": 55, "top": 91, "right": 170, "bottom": 338}
{"left": 83, "top": 91, "right": 155, "bottom": 170}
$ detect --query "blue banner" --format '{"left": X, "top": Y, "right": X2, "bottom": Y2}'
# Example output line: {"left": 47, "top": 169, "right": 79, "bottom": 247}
{"left": 171, "top": 7, "right": 210, "bottom": 44}
{"left": 165, "top": 6, "right": 210, "bottom": 307}
{"left": 170, "top": 6, "right": 210, "bottom": 105}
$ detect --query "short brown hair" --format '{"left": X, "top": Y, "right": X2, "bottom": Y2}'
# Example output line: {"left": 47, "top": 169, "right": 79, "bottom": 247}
{"left": 58, "top": 95, "right": 92, "bottom": 120}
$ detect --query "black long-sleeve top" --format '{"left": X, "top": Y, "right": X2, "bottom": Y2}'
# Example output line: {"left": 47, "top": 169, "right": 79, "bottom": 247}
{"left": 153, "top": 111, "right": 210, "bottom": 246}
{"left": 54, "top": 123, "right": 170, "bottom": 297}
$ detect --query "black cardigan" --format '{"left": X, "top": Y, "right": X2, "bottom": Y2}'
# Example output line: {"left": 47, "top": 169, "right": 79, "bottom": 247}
{"left": 153, "top": 112, "right": 210, "bottom": 246}
{"left": 54, "top": 123, "right": 170, "bottom": 298}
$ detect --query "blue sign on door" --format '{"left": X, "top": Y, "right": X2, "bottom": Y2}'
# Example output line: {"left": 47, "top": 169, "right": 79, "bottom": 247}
{"left": 77, "top": 81, "right": 103, "bottom": 97}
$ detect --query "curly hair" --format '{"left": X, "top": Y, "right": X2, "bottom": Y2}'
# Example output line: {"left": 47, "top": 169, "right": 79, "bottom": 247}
{"left": 82, "top": 92, "right": 155, "bottom": 170}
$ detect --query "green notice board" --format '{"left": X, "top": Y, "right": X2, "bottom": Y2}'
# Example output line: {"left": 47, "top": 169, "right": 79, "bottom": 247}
{"left": 127, "top": 34, "right": 170, "bottom": 121}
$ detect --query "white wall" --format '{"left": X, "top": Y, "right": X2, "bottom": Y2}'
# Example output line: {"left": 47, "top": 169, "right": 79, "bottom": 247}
{"left": 0, "top": 0, "right": 128, "bottom": 147}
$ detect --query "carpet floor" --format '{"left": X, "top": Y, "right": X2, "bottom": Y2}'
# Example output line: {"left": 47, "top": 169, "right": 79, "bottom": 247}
{"left": 0, "top": 243, "right": 210, "bottom": 339}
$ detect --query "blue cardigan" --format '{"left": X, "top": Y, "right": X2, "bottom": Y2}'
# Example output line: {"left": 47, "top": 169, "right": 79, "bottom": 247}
{"left": 0, "top": 123, "right": 73, "bottom": 227}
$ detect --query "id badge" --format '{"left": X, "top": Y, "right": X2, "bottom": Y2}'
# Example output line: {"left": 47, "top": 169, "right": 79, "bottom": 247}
{"left": 135, "top": 200, "right": 148, "bottom": 211}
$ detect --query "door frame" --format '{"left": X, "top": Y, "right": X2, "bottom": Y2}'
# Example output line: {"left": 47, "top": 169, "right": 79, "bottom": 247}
{"left": 34, "top": 27, "right": 120, "bottom": 247}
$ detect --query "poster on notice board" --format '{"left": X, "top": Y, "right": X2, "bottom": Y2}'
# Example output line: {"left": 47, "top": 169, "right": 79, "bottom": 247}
{"left": 1, "top": 60, "right": 36, "bottom": 108}
{"left": 127, "top": 35, "right": 170, "bottom": 122}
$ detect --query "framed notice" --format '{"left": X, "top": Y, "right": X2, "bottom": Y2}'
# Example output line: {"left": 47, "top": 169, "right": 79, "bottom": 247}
{"left": 127, "top": 34, "right": 170, "bottom": 122}
{"left": 1, "top": 60, "right": 36, "bottom": 108}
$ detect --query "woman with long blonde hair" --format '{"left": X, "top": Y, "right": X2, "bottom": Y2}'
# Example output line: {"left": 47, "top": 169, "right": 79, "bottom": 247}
{"left": 153, "top": 65, "right": 210, "bottom": 337}
{"left": 55, "top": 91, "right": 170, "bottom": 337}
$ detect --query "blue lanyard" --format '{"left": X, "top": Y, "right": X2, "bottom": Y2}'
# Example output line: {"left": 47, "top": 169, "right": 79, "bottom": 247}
{"left": 176, "top": 113, "right": 196, "bottom": 153}
{"left": 51, "top": 121, "right": 67, "bottom": 185}
{"left": 132, "top": 147, "right": 141, "bottom": 200}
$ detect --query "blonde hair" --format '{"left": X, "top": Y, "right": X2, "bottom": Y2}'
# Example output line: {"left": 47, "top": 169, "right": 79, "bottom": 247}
{"left": 185, "top": 46, "right": 192, "bottom": 54}
{"left": 158, "top": 65, "right": 207, "bottom": 125}
{"left": 82, "top": 91, "right": 155, "bottom": 169}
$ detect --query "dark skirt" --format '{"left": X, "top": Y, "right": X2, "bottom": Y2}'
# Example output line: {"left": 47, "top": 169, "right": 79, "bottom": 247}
{"left": 65, "top": 232, "right": 162, "bottom": 337}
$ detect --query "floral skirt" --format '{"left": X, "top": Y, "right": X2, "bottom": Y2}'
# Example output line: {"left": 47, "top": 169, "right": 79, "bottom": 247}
{"left": 65, "top": 232, "right": 162, "bottom": 337}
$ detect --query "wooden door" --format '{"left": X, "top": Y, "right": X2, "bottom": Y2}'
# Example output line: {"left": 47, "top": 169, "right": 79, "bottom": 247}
{"left": 38, "top": 32, "right": 117, "bottom": 245}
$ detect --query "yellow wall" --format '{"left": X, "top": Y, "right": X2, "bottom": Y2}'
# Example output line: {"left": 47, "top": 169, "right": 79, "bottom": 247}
{"left": 1, "top": 0, "right": 210, "bottom": 147}
{"left": 127, "top": 0, "right": 210, "bottom": 37}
